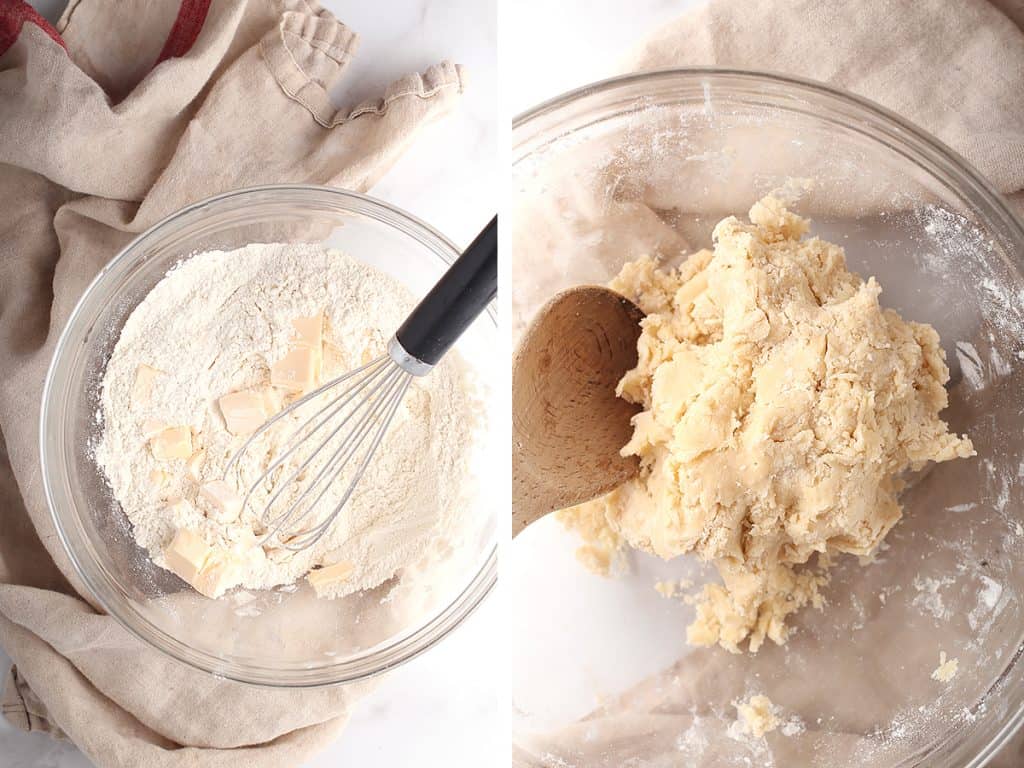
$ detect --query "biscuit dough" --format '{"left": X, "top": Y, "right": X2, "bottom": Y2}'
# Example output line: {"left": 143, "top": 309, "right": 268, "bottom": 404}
{"left": 733, "top": 695, "right": 780, "bottom": 738}
{"left": 563, "top": 197, "right": 974, "bottom": 652}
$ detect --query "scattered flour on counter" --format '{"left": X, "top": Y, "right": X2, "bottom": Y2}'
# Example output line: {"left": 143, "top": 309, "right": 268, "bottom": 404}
{"left": 94, "top": 243, "right": 479, "bottom": 599}
{"left": 954, "top": 341, "right": 985, "bottom": 391}
{"left": 912, "top": 575, "right": 956, "bottom": 620}
{"left": 945, "top": 502, "right": 977, "bottom": 513}
{"left": 968, "top": 574, "right": 1006, "bottom": 632}
{"left": 675, "top": 710, "right": 711, "bottom": 754}
{"left": 979, "top": 576, "right": 1003, "bottom": 609}
{"left": 989, "top": 345, "right": 1012, "bottom": 377}
{"left": 780, "top": 716, "right": 806, "bottom": 737}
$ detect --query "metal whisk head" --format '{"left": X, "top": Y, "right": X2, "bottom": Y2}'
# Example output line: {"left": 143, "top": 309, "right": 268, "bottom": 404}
{"left": 224, "top": 343, "right": 415, "bottom": 551}
{"left": 224, "top": 215, "right": 496, "bottom": 552}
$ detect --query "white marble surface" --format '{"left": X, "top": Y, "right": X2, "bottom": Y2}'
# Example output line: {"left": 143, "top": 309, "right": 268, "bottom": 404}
{"left": 504, "top": 0, "right": 702, "bottom": 117}
{"left": 5, "top": 1, "right": 499, "bottom": 767}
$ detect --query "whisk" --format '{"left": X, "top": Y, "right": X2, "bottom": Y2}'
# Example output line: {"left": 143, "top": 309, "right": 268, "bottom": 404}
{"left": 224, "top": 217, "right": 497, "bottom": 551}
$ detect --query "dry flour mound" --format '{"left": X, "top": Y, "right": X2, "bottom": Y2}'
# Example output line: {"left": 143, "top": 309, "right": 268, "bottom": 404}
{"left": 95, "top": 242, "right": 477, "bottom": 599}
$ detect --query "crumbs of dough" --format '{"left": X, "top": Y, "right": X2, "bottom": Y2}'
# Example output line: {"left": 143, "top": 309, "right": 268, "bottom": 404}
{"left": 559, "top": 196, "right": 974, "bottom": 652}
{"left": 732, "top": 695, "right": 780, "bottom": 738}
{"left": 555, "top": 495, "right": 627, "bottom": 576}
{"left": 654, "top": 580, "right": 677, "bottom": 598}
{"left": 932, "top": 651, "right": 959, "bottom": 683}
{"left": 654, "top": 577, "right": 694, "bottom": 598}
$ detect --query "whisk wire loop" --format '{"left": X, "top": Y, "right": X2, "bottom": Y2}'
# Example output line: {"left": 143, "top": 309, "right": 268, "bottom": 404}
{"left": 262, "top": 365, "right": 408, "bottom": 545}
{"left": 219, "top": 216, "right": 496, "bottom": 553}
{"left": 222, "top": 350, "right": 417, "bottom": 551}
{"left": 281, "top": 372, "right": 413, "bottom": 550}
{"left": 224, "top": 354, "right": 390, "bottom": 479}
{"left": 254, "top": 362, "right": 399, "bottom": 531}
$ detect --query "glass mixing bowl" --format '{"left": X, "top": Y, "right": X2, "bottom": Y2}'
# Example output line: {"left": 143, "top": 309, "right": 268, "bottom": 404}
{"left": 511, "top": 70, "right": 1024, "bottom": 767}
{"left": 41, "top": 185, "right": 498, "bottom": 687}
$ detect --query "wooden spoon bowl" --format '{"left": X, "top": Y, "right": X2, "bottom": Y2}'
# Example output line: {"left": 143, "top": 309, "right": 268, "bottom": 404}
{"left": 512, "top": 286, "right": 645, "bottom": 535}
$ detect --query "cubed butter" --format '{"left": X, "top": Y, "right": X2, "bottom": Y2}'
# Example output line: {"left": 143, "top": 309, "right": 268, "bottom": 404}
{"left": 192, "top": 552, "right": 240, "bottom": 599}
{"left": 270, "top": 346, "right": 317, "bottom": 393}
{"left": 307, "top": 560, "right": 355, "bottom": 596}
{"left": 232, "top": 540, "right": 267, "bottom": 570}
{"left": 260, "top": 385, "right": 284, "bottom": 415}
{"left": 163, "top": 528, "right": 213, "bottom": 585}
{"left": 150, "top": 426, "right": 193, "bottom": 460}
{"left": 131, "top": 364, "right": 163, "bottom": 408}
{"left": 218, "top": 390, "right": 268, "bottom": 435}
{"left": 292, "top": 312, "right": 324, "bottom": 350}
{"left": 186, "top": 448, "right": 206, "bottom": 482}
{"left": 199, "top": 479, "right": 243, "bottom": 523}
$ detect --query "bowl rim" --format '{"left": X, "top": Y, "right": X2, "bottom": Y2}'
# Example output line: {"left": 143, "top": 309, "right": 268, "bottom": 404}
{"left": 513, "top": 68, "right": 1024, "bottom": 767}
{"left": 514, "top": 67, "right": 1024, "bottom": 248}
{"left": 39, "top": 183, "right": 498, "bottom": 688}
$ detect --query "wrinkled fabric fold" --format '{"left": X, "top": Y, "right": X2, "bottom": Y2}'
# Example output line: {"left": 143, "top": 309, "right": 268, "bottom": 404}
{"left": 0, "top": 1, "right": 464, "bottom": 765}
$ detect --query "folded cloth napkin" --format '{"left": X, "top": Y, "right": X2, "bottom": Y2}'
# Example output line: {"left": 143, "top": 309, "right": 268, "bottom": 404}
{"left": 513, "top": 0, "right": 1024, "bottom": 766}
{"left": 625, "top": 0, "right": 1024, "bottom": 213}
{"left": 0, "top": 0, "right": 465, "bottom": 765}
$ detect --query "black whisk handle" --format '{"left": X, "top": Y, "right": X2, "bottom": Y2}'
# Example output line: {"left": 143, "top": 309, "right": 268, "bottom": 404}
{"left": 395, "top": 216, "right": 497, "bottom": 368}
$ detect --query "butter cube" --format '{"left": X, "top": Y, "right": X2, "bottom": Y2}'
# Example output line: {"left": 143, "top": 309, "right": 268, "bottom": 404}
{"left": 271, "top": 346, "right": 317, "bottom": 393}
{"left": 186, "top": 449, "right": 206, "bottom": 482}
{"left": 163, "top": 528, "right": 213, "bottom": 585}
{"left": 150, "top": 426, "right": 193, "bottom": 460}
{"left": 291, "top": 312, "right": 324, "bottom": 350}
{"left": 307, "top": 560, "right": 355, "bottom": 596}
{"left": 131, "top": 364, "right": 163, "bottom": 408}
{"left": 218, "top": 390, "right": 268, "bottom": 435}
{"left": 199, "top": 480, "right": 243, "bottom": 523}
{"left": 232, "top": 539, "right": 267, "bottom": 570}
{"left": 260, "top": 385, "right": 284, "bottom": 415}
{"left": 192, "top": 552, "right": 240, "bottom": 599}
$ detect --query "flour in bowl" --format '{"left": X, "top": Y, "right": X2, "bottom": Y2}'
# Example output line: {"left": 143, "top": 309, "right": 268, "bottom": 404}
{"left": 95, "top": 242, "right": 478, "bottom": 599}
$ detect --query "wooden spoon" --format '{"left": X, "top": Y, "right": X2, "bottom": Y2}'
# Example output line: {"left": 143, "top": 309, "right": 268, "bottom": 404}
{"left": 512, "top": 286, "right": 645, "bottom": 536}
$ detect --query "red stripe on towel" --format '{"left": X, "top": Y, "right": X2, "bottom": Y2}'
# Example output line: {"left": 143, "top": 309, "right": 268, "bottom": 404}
{"left": 0, "top": 0, "right": 67, "bottom": 56}
{"left": 155, "top": 0, "right": 212, "bottom": 64}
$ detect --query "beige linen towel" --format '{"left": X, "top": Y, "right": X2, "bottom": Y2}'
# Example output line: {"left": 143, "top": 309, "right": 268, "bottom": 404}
{"left": 625, "top": 0, "right": 1024, "bottom": 211}
{"left": 513, "top": 0, "right": 1024, "bottom": 766}
{"left": 0, "top": 0, "right": 465, "bottom": 765}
